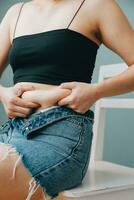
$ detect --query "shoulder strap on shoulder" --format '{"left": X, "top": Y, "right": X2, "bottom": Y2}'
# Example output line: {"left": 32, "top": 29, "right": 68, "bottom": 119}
{"left": 13, "top": 2, "right": 25, "bottom": 39}
{"left": 67, "top": 0, "right": 86, "bottom": 29}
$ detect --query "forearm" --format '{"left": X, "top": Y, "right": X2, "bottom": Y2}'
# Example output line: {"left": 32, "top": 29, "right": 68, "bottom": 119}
{"left": 95, "top": 64, "right": 134, "bottom": 99}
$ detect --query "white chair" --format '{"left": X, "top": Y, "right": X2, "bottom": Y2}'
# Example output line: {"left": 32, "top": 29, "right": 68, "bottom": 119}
{"left": 62, "top": 63, "right": 134, "bottom": 200}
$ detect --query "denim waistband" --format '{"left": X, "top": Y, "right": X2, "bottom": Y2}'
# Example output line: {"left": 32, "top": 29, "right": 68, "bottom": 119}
{"left": 11, "top": 106, "right": 94, "bottom": 138}
{"left": 31, "top": 105, "right": 94, "bottom": 119}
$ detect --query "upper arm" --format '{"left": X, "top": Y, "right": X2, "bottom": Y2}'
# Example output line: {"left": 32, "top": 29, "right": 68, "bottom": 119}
{"left": 0, "top": 2, "right": 23, "bottom": 77}
{"left": 96, "top": 0, "right": 134, "bottom": 66}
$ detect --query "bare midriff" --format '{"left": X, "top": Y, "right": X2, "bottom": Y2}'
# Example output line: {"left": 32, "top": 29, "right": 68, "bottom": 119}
{"left": 20, "top": 82, "right": 71, "bottom": 112}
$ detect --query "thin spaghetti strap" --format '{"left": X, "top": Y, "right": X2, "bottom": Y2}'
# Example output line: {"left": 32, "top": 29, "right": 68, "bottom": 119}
{"left": 13, "top": 2, "right": 25, "bottom": 39}
{"left": 67, "top": 0, "right": 86, "bottom": 29}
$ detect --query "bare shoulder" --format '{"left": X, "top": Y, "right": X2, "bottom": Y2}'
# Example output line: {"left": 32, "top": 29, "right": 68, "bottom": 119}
{"left": 8, "top": 1, "right": 38, "bottom": 23}
{"left": 9, "top": 2, "right": 24, "bottom": 10}
{"left": 86, "top": 0, "right": 119, "bottom": 18}
{"left": 89, "top": 0, "right": 124, "bottom": 19}
{"left": 90, "top": 0, "right": 134, "bottom": 66}
{"left": 84, "top": 0, "right": 117, "bottom": 29}
{"left": 5, "top": 2, "right": 24, "bottom": 20}
{"left": 89, "top": 0, "right": 116, "bottom": 7}
{"left": 83, "top": 0, "right": 116, "bottom": 44}
{"left": 0, "top": 2, "right": 24, "bottom": 73}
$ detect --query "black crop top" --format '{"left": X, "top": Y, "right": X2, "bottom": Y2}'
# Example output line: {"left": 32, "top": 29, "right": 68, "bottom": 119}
{"left": 8, "top": 0, "right": 99, "bottom": 85}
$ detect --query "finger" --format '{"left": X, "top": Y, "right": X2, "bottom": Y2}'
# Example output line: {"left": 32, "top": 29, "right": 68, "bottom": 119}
{"left": 9, "top": 106, "right": 31, "bottom": 116}
{"left": 8, "top": 111, "right": 28, "bottom": 119}
{"left": 58, "top": 96, "right": 72, "bottom": 106}
{"left": 14, "top": 97, "right": 40, "bottom": 108}
{"left": 59, "top": 82, "right": 77, "bottom": 89}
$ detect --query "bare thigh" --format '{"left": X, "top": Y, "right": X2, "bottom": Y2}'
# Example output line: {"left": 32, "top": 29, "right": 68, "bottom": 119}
{"left": 0, "top": 143, "right": 74, "bottom": 200}
{"left": 0, "top": 143, "right": 45, "bottom": 200}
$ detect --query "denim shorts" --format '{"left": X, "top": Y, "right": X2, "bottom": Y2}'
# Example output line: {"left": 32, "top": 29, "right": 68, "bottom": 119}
{"left": 0, "top": 105, "right": 94, "bottom": 199}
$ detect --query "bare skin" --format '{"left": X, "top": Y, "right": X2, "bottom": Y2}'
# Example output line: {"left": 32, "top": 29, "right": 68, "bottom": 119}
{"left": 0, "top": 0, "right": 134, "bottom": 199}
{"left": 21, "top": 83, "right": 71, "bottom": 112}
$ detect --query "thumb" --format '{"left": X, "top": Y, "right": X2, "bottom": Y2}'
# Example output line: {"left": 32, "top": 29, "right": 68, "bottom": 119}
{"left": 59, "top": 82, "right": 76, "bottom": 89}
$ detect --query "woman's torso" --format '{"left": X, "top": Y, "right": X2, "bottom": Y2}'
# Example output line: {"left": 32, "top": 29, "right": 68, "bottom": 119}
{"left": 8, "top": 0, "right": 101, "bottom": 108}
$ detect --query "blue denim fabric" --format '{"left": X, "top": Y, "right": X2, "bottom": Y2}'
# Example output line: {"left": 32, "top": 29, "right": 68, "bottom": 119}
{"left": 0, "top": 105, "right": 94, "bottom": 199}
